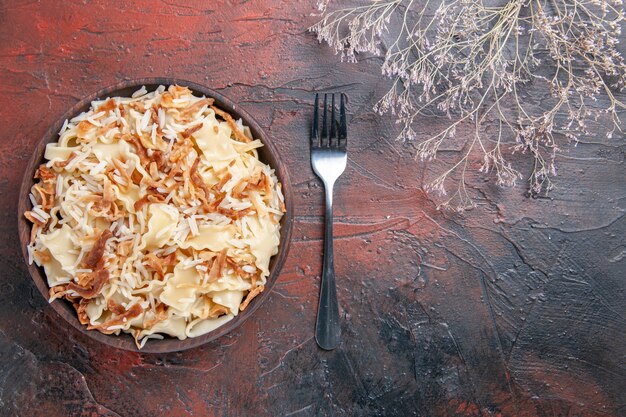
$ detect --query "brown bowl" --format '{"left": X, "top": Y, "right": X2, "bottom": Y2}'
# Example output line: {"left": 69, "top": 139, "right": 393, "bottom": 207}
{"left": 17, "top": 78, "right": 293, "bottom": 353}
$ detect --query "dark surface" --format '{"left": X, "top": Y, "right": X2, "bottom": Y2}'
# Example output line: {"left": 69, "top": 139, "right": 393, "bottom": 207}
{"left": 0, "top": 1, "right": 624, "bottom": 416}
{"left": 17, "top": 78, "right": 294, "bottom": 353}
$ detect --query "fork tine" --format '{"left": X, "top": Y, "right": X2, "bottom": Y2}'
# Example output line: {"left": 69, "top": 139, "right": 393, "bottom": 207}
{"left": 329, "top": 94, "right": 336, "bottom": 146}
{"left": 339, "top": 93, "right": 347, "bottom": 147}
{"left": 311, "top": 93, "right": 319, "bottom": 147}
{"left": 321, "top": 93, "right": 328, "bottom": 147}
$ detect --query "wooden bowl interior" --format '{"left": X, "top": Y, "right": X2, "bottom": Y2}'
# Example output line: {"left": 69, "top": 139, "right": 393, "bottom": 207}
{"left": 17, "top": 78, "right": 293, "bottom": 353}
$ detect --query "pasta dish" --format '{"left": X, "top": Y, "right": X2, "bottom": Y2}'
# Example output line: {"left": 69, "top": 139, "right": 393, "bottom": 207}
{"left": 24, "top": 85, "right": 285, "bottom": 348}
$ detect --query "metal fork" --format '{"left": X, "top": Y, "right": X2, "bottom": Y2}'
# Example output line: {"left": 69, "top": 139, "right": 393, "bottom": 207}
{"left": 311, "top": 93, "right": 347, "bottom": 350}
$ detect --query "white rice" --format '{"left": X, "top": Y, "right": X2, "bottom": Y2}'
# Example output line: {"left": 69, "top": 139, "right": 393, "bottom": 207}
{"left": 126, "top": 297, "right": 139, "bottom": 309}
{"left": 187, "top": 216, "right": 199, "bottom": 236}
{"left": 163, "top": 126, "right": 178, "bottom": 140}
{"left": 32, "top": 206, "right": 50, "bottom": 219}
{"left": 139, "top": 333, "right": 164, "bottom": 349}
{"left": 132, "top": 86, "right": 147, "bottom": 98}
{"left": 59, "top": 119, "right": 69, "bottom": 135}
{"left": 65, "top": 151, "right": 90, "bottom": 172}
{"left": 183, "top": 258, "right": 204, "bottom": 269}
{"left": 194, "top": 104, "right": 209, "bottom": 120}
{"left": 86, "top": 119, "right": 100, "bottom": 128}
{"left": 140, "top": 109, "right": 152, "bottom": 132}
{"left": 27, "top": 245, "right": 34, "bottom": 265}
{"left": 55, "top": 178, "right": 64, "bottom": 197}
{"left": 137, "top": 211, "right": 145, "bottom": 233}
{"left": 29, "top": 211, "right": 46, "bottom": 224}
{"left": 134, "top": 116, "right": 142, "bottom": 135}
{"left": 158, "top": 108, "right": 165, "bottom": 129}
{"left": 79, "top": 173, "right": 96, "bottom": 187}
{"left": 101, "top": 114, "right": 118, "bottom": 127}
{"left": 71, "top": 111, "right": 90, "bottom": 123}
{"left": 112, "top": 174, "right": 127, "bottom": 186}
{"left": 156, "top": 226, "right": 171, "bottom": 239}
{"left": 162, "top": 246, "right": 177, "bottom": 256}
{"left": 89, "top": 161, "right": 107, "bottom": 176}
{"left": 109, "top": 220, "right": 120, "bottom": 232}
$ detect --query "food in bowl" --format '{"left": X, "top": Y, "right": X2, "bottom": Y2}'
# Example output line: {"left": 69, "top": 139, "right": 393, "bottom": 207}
{"left": 24, "top": 85, "right": 285, "bottom": 348}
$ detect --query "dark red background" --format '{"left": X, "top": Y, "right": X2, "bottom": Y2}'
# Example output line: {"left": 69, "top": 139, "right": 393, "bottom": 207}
{"left": 0, "top": 1, "right": 624, "bottom": 416}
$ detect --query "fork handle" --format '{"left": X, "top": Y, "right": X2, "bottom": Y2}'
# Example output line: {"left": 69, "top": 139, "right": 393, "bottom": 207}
{"left": 315, "top": 182, "right": 341, "bottom": 350}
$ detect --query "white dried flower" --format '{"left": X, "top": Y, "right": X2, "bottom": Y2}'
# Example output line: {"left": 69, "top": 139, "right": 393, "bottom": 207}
{"left": 311, "top": 0, "right": 626, "bottom": 210}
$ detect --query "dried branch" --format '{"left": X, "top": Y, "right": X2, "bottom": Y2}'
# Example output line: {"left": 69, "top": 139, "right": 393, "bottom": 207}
{"left": 311, "top": 0, "right": 626, "bottom": 210}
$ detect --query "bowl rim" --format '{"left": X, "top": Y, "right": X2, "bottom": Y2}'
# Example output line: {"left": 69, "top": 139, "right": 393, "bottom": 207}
{"left": 17, "top": 78, "right": 294, "bottom": 353}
